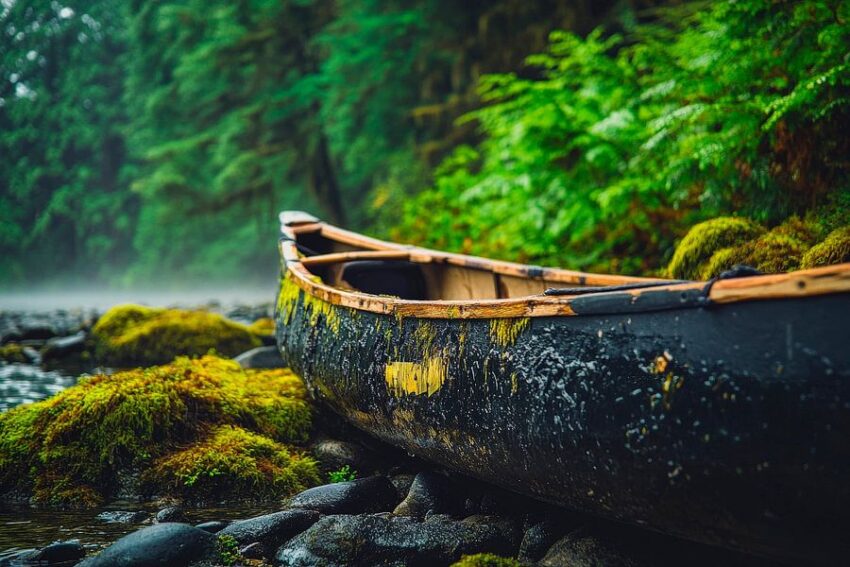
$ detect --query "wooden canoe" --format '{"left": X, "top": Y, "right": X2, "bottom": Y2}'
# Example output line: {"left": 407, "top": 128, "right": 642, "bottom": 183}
{"left": 274, "top": 210, "right": 850, "bottom": 563}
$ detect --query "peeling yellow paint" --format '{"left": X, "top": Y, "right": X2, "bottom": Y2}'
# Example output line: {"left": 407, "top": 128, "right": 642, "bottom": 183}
{"left": 277, "top": 272, "right": 341, "bottom": 333}
{"left": 385, "top": 356, "right": 447, "bottom": 397}
{"left": 489, "top": 318, "right": 530, "bottom": 347}
{"left": 510, "top": 372, "right": 519, "bottom": 395}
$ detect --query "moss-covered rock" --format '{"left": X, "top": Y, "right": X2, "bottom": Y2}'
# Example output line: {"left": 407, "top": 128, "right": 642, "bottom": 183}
{"left": 92, "top": 305, "right": 261, "bottom": 366}
{"left": 0, "top": 343, "right": 27, "bottom": 363}
{"left": 451, "top": 553, "right": 521, "bottom": 567}
{"left": 667, "top": 217, "right": 765, "bottom": 279}
{"left": 248, "top": 317, "right": 275, "bottom": 338}
{"left": 800, "top": 226, "right": 850, "bottom": 269}
{"left": 701, "top": 231, "right": 809, "bottom": 278}
{"left": 0, "top": 355, "right": 318, "bottom": 507}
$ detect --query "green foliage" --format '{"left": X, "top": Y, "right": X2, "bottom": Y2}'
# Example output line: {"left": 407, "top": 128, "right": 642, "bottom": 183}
{"left": 451, "top": 553, "right": 521, "bottom": 567}
{"left": 394, "top": 0, "right": 850, "bottom": 275}
{"left": 667, "top": 217, "right": 765, "bottom": 279}
{"left": 800, "top": 226, "right": 850, "bottom": 269}
{"left": 328, "top": 464, "right": 356, "bottom": 483}
{"left": 0, "top": 355, "right": 317, "bottom": 506}
{"left": 92, "top": 304, "right": 260, "bottom": 366}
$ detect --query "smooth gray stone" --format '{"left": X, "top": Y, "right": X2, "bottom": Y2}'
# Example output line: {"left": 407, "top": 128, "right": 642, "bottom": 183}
{"left": 77, "top": 523, "right": 215, "bottom": 567}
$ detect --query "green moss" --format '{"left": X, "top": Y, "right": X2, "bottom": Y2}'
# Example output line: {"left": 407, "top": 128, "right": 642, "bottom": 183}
{"left": 0, "top": 355, "right": 317, "bottom": 507}
{"left": 701, "top": 231, "right": 808, "bottom": 278}
{"left": 0, "top": 343, "right": 27, "bottom": 363}
{"left": 143, "top": 425, "right": 319, "bottom": 501}
{"left": 667, "top": 217, "right": 765, "bottom": 279}
{"left": 248, "top": 317, "right": 275, "bottom": 337}
{"left": 451, "top": 553, "right": 521, "bottom": 567}
{"left": 92, "top": 304, "right": 261, "bottom": 366}
{"left": 800, "top": 226, "right": 850, "bottom": 269}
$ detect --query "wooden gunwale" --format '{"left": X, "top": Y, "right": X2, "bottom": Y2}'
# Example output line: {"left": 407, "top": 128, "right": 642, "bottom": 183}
{"left": 280, "top": 218, "right": 850, "bottom": 319}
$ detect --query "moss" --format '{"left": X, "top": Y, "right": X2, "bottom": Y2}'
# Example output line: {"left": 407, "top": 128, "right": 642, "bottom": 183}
{"left": 248, "top": 317, "right": 275, "bottom": 337}
{"left": 277, "top": 273, "right": 340, "bottom": 333}
{"left": 0, "top": 355, "right": 317, "bottom": 507}
{"left": 0, "top": 343, "right": 27, "bottom": 363}
{"left": 451, "top": 554, "right": 521, "bottom": 567}
{"left": 142, "top": 425, "right": 319, "bottom": 501}
{"left": 667, "top": 217, "right": 765, "bottom": 279}
{"left": 701, "top": 231, "right": 808, "bottom": 278}
{"left": 92, "top": 304, "right": 261, "bottom": 366}
{"left": 800, "top": 226, "right": 850, "bottom": 269}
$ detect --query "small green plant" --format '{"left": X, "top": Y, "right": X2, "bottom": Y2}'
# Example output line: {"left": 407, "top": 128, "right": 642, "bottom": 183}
{"left": 217, "top": 534, "right": 240, "bottom": 566}
{"left": 328, "top": 465, "right": 356, "bottom": 483}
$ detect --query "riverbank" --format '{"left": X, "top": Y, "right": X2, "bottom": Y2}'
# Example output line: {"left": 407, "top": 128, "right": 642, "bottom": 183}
{"left": 0, "top": 303, "right": 784, "bottom": 566}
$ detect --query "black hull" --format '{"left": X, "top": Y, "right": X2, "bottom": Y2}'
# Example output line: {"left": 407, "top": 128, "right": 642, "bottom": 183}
{"left": 276, "top": 282, "right": 850, "bottom": 563}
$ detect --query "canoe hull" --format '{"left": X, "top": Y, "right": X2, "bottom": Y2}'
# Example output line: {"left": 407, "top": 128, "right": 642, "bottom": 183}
{"left": 276, "top": 278, "right": 850, "bottom": 562}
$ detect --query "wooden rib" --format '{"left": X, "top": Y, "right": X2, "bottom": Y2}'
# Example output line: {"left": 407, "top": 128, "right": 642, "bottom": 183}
{"left": 280, "top": 216, "right": 850, "bottom": 319}
{"left": 301, "top": 250, "right": 411, "bottom": 267}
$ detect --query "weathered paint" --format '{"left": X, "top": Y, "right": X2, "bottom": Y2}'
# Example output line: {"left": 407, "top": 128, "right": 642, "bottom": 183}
{"left": 385, "top": 356, "right": 447, "bottom": 397}
{"left": 275, "top": 274, "right": 850, "bottom": 564}
{"left": 488, "top": 317, "right": 530, "bottom": 347}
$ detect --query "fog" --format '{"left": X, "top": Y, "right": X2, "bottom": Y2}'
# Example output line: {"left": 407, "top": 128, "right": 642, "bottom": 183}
{"left": 0, "top": 286, "right": 277, "bottom": 311}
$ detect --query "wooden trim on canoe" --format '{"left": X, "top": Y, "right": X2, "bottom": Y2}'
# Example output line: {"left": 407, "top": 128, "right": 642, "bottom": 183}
{"left": 279, "top": 213, "right": 850, "bottom": 319}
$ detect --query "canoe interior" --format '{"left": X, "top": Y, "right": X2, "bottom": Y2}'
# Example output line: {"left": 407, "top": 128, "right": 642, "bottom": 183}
{"left": 291, "top": 223, "right": 668, "bottom": 301}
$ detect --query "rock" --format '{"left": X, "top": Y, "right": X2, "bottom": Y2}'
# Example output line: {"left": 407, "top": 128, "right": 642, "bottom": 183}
{"left": 310, "top": 437, "right": 378, "bottom": 474}
{"left": 16, "top": 318, "right": 58, "bottom": 341}
{"left": 95, "top": 510, "right": 148, "bottom": 524}
{"left": 389, "top": 473, "right": 416, "bottom": 500}
{"left": 22, "top": 346, "right": 41, "bottom": 364}
{"left": 26, "top": 540, "right": 86, "bottom": 565}
{"left": 154, "top": 505, "right": 188, "bottom": 523}
{"left": 239, "top": 541, "right": 268, "bottom": 560}
{"left": 77, "top": 523, "right": 215, "bottom": 567}
{"left": 0, "top": 549, "right": 37, "bottom": 566}
{"left": 234, "top": 345, "right": 285, "bottom": 369}
{"left": 539, "top": 528, "right": 643, "bottom": 567}
{"left": 288, "top": 475, "right": 397, "bottom": 514}
{"left": 275, "top": 513, "right": 520, "bottom": 566}
{"left": 518, "top": 520, "right": 564, "bottom": 564}
{"left": 393, "top": 471, "right": 457, "bottom": 518}
{"left": 218, "top": 509, "right": 320, "bottom": 549}
{"left": 41, "top": 331, "right": 87, "bottom": 363}
{"left": 195, "top": 520, "right": 230, "bottom": 533}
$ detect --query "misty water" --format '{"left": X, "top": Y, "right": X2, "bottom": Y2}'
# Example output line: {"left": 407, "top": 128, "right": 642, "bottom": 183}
{"left": 0, "top": 289, "right": 279, "bottom": 553}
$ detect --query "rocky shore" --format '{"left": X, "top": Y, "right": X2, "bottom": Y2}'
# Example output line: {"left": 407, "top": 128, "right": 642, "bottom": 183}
{"left": 0, "top": 305, "right": 780, "bottom": 566}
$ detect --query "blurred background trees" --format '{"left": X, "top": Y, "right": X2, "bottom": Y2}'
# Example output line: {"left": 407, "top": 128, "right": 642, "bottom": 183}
{"left": 1, "top": 0, "right": 848, "bottom": 287}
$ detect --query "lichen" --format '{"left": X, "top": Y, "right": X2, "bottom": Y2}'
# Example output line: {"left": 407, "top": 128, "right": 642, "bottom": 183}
{"left": 0, "top": 343, "right": 27, "bottom": 363}
{"left": 667, "top": 217, "right": 765, "bottom": 279}
{"left": 800, "top": 226, "right": 850, "bottom": 269}
{"left": 451, "top": 554, "right": 521, "bottom": 567}
{"left": 0, "top": 355, "right": 317, "bottom": 507}
{"left": 489, "top": 318, "right": 530, "bottom": 347}
{"left": 92, "top": 305, "right": 260, "bottom": 366}
{"left": 277, "top": 273, "right": 340, "bottom": 333}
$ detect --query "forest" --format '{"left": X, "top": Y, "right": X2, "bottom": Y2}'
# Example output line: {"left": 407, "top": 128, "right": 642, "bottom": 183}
{"left": 1, "top": 0, "right": 849, "bottom": 287}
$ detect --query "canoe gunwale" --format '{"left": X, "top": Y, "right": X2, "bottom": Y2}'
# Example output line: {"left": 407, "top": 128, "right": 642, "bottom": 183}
{"left": 279, "top": 212, "right": 850, "bottom": 319}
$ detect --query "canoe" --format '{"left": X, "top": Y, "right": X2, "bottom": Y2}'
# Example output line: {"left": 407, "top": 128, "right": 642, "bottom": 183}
{"left": 274, "top": 210, "right": 850, "bottom": 563}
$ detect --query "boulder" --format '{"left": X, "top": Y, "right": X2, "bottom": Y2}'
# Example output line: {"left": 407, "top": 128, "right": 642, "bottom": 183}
{"left": 41, "top": 331, "right": 87, "bottom": 363}
{"left": 518, "top": 520, "right": 565, "bottom": 564}
{"left": 288, "top": 476, "right": 397, "bottom": 515}
{"left": 95, "top": 510, "right": 148, "bottom": 524}
{"left": 276, "top": 513, "right": 520, "bottom": 566}
{"left": 154, "top": 505, "right": 188, "bottom": 524}
{"left": 76, "top": 523, "right": 215, "bottom": 567}
{"left": 0, "top": 540, "right": 85, "bottom": 566}
{"left": 539, "top": 528, "right": 643, "bottom": 567}
{"left": 393, "top": 471, "right": 457, "bottom": 518}
{"left": 218, "top": 509, "right": 320, "bottom": 549}
{"left": 195, "top": 520, "right": 230, "bottom": 533}
{"left": 310, "top": 437, "right": 379, "bottom": 474}
{"left": 234, "top": 346, "right": 285, "bottom": 369}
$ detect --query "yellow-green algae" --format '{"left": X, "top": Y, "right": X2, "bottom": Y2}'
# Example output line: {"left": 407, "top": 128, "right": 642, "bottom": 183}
{"left": 667, "top": 217, "right": 766, "bottom": 279}
{"left": 489, "top": 318, "right": 530, "bottom": 347}
{"left": 247, "top": 317, "right": 275, "bottom": 337}
{"left": 451, "top": 553, "right": 521, "bottom": 567}
{"left": 92, "top": 305, "right": 260, "bottom": 366}
{"left": 800, "top": 226, "right": 850, "bottom": 269}
{"left": 0, "top": 343, "right": 27, "bottom": 363}
{"left": 277, "top": 273, "right": 340, "bottom": 333}
{"left": 0, "top": 355, "right": 318, "bottom": 507}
